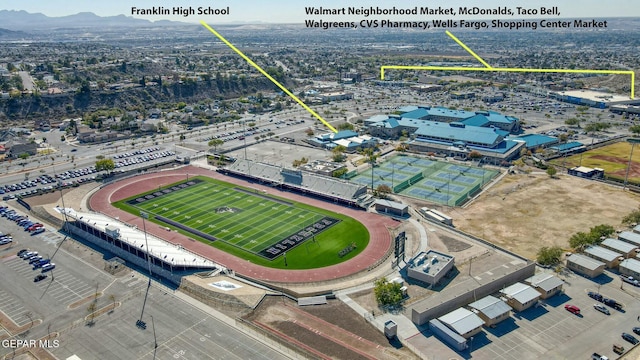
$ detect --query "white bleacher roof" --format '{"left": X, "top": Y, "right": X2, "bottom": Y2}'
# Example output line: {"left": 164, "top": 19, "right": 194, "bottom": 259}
{"left": 57, "top": 208, "right": 218, "bottom": 269}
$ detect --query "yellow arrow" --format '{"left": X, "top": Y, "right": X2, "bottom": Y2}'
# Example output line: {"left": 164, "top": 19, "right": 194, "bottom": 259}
{"left": 200, "top": 21, "right": 338, "bottom": 133}
{"left": 445, "top": 30, "right": 492, "bottom": 69}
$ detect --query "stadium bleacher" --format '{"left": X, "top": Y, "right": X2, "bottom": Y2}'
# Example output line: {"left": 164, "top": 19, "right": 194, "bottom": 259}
{"left": 221, "top": 159, "right": 367, "bottom": 207}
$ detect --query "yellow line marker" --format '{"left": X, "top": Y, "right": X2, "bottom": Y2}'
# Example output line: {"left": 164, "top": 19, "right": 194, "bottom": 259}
{"left": 445, "top": 30, "right": 492, "bottom": 69}
{"left": 200, "top": 21, "right": 337, "bottom": 133}
{"left": 380, "top": 65, "right": 635, "bottom": 99}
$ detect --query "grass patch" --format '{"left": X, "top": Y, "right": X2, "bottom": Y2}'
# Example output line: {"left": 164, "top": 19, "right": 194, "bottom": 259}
{"left": 113, "top": 176, "right": 369, "bottom": 269}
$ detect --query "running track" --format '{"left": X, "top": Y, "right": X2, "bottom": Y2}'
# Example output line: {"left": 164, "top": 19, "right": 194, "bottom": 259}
{"left": 89, "top": 166, "right": 396, "bottom": 283}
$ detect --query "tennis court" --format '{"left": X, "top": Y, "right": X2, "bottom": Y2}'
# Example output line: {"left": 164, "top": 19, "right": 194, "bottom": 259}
{"left": 351, "top": 154, "right": 499, "bottom": 206}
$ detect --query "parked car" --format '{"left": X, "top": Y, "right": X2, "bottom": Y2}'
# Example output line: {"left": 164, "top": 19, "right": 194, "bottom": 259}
{"left": 565, "top": 304, "right": 581, "bottom": 315}
{"left": 586, "top": 290, "right": 605, "bottom": 303}
{"left": 633, "top": 327, "right": 640, "bottom": 336}
{"left": 613, "top": 344, "right": 625, "bottom": 354}
{"left": 603, "top": 298, "right": 623, "bottom": 310}
{"left": 20, "top": 251, "right": 37, "bottom": 259}
{"left": 41, "top": 263, "right": 55, "bottom": 273}
{"left": 28, "top": 256, "right": 43, "bottom": 264}
{"left": 31, "top": 228, "right": 45, "bottom": 235}
{"left": 593, "top": 304, "right": 611, "bottom": 315}
{"left": 622, "top": 332, "right": 639, "bottom": 345}
{"left": 33, "top": 274, "right": 47, "bottom": 282}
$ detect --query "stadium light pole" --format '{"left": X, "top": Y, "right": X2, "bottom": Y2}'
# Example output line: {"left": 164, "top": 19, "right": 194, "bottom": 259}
{"left": 151, "top": 315, "right": 158, "bottom": 360}
{"left": 243, "top": 120, "right": 247, "bottom": 160}
{"left": 137, "top": 211, "right": 153, "bottom": 329}
{"left": 140, "top": 211, "right": 153, "bottom": 279}
{"left": 624, "top": 138, "right": 640, "bottom": 189}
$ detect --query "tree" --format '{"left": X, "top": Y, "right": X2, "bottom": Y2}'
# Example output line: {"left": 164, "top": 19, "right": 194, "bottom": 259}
{"left": 622, "top": 207, "right": 640, "bottom": 226}
{"left": 108, "top": 294, "right": 117, "bottom": 312}
{"left": 590, "top": 224, "right": 615, "bottom": 240}
{"left": 337, "top": 122, "right": 354, "bottom": 131}
{"left": 95, "top": 158, "right": 115, "bottom": 174}
{"left": 537, "top": 246, "right": 563, "bottom": 266}
{"left": 208, "top": 139, "right": 224, "bottom": 152}
{"left": 332, "top": 145, "right": 347, "bottom": 162}
{"left": 395, "top": 143, "right": 408, "bottom": 152}
{"left": 375, "top": 184, "right": 392, "bottom": 198}
{"left": 546, "top": 166, "right": 557, "bottom": 178}
{"left": 468, "top": 150, "right": 482, "bottom": 160}
{"left": 569, "top": 231, "right": 595, "bottom": 250}
{"left": 565, "top": 118, "right": 580, "bottom": 126}
{"left": 629, "top": 125, "right": 640, "bottom": 135}
{"left": 373, "top": 278, "right": 403, "bottom": 307}
{"left": 86, "top": 302, "right": 97, "bottom": 325}
{"left": 332, "top": 168, "right": 348, "bottom": 178}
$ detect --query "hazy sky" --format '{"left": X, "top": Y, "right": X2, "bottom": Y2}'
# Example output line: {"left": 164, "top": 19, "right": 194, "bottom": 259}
{"left": 4, "top": 0, "right": 639, "bottom": 23}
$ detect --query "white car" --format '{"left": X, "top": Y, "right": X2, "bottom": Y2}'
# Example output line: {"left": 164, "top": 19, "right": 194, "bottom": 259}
{"left": 593, "top": 303, "right": 610, "bottom": 315}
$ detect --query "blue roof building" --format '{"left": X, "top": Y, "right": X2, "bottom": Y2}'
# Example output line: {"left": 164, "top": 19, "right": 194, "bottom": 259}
{"left": 366, "top": 106, "right": 524, "bottom": 165}
{"left": 513, "top": 134, "right": 559, "bottom": 149}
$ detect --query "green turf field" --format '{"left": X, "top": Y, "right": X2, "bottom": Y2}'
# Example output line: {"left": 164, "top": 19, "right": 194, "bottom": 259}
{"left": 113, "top": 176, "right": 369, "bottom": 269}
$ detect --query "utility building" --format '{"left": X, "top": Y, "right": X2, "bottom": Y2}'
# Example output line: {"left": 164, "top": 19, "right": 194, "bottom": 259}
{"left": 500, "top": 283, "right": 540, "bottom": 312}
{"left": 524, "top": 273, "right": 564, "bottom": 299}
{"left": 566, "top": 253, "right": 605, "bottom": 278}
{"left": 468, "top": 295, "right": 511, "bottom": 327}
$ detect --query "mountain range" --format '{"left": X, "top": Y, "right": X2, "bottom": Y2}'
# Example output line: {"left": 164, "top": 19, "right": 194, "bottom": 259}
{"left": 0, "top": 10, "right": 188, "bottom": 31}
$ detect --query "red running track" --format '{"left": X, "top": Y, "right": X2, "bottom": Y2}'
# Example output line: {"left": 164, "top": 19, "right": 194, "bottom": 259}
{"left": 89, "top": 166, "right": 396, "bottom": 283}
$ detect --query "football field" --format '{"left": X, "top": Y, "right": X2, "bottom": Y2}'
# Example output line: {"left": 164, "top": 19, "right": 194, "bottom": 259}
{"left": 113, "top": 176, "right": 368, "bottom": 269}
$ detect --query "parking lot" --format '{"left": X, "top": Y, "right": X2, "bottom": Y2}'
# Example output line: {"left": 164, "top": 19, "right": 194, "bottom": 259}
{"left": 0, "top": 204, "right": 293, "bottom": 359}
{"left": 407, "top": 269, "right": 640, "bottom": 360}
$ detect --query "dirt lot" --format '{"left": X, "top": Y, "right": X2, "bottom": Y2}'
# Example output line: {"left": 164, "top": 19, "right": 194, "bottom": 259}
{"left": 453, "top": 171, "right": 640, "bottom": 259}
{"left": 244, "top": 296, "right": 419, "bottom": 360}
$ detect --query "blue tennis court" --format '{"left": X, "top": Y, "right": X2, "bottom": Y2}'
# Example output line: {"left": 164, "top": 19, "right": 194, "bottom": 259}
{"left": 349, "top": 154, "right": 499, "bottom": 206}
{"left": 406, "top": 188, "right": 453, "bottom": 202}
{"left": 434, "top": 172, "right": 478, "bottom": 185}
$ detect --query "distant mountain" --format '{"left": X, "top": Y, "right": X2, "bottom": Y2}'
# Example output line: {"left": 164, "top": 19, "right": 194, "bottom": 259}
{"left": 0, "top": 27, "right": 28, "bottom": 38}
{"left": 0, "top": 10, "right": 188, "bottom": 31}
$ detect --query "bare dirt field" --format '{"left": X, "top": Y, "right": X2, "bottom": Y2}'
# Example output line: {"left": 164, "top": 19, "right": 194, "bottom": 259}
{"left": 453, "top": 171, "right": 640, "bottom": 259}
{"left": 244, "top": 296, "right": 419, "bottom": 360}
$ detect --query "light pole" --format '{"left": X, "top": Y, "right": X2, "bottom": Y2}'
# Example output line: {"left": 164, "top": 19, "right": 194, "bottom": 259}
{"left": 624, "top": 138, "right": 640, "bottom": 189}
{"left": 140, "top": 211, "right": 153, "bottom": 278}
{"left": 151, "top": 315, "right": 158, "bottom": 360}
{"left": 137, "top": 211, "right": 153, "bottom": 329}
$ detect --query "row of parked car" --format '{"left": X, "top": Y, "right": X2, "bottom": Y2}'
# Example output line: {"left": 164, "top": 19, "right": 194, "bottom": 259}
{"left": 114, "top": 150, "right": 175, "bottom": 169}
{"left": 55, "top": 166, "right": 97, "bottom": 180}
{"left": 113, "top": 147, "right": 161, "bottom": 159}
{"left": 17, "top": 249, "right": 54, "bottom": 281}
{"left": 0, "top": 206, "right": 45, "bottom": 235}
{"left": 587, "top": 291, "right": 623, "bottom": 310}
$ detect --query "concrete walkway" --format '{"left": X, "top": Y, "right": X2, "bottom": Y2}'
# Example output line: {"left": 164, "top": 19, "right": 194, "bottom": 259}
{"left": 335, "top": 282, "right": 428, "bottom": 359}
